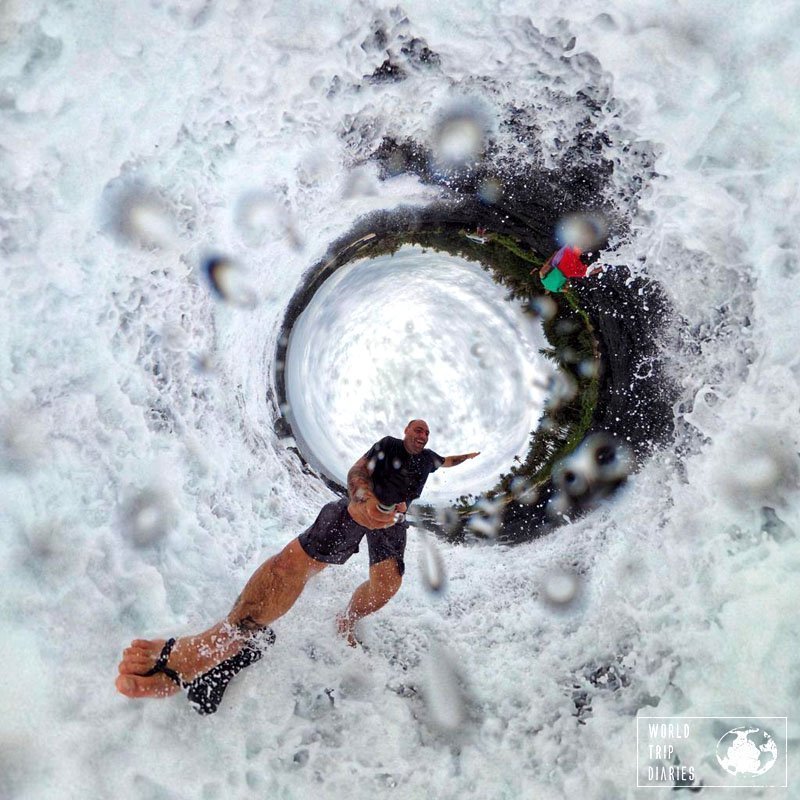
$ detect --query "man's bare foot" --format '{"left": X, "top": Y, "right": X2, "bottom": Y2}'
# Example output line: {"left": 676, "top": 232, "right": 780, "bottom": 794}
{"left": 115, "top": 639, "right": 185, "bottom": 698}
{"left": 335, "top": 613, "right": 361, "bottom": 648}
{"left": 115, "top": 626, "right": 242, "bottom": 699}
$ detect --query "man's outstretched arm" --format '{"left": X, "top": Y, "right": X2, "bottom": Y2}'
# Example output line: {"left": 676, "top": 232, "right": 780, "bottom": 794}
{"left": 441, "top": 452, "right": 480, "bottom": 468}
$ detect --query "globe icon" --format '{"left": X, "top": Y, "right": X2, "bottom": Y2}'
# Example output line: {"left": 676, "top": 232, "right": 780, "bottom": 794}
{"left": 716, "top": 727, "right": 778, "bottom": 777}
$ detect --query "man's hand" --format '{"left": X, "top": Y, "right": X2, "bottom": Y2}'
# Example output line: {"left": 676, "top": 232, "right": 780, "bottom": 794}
{"left": 347, "top": 454, "right": 399, "bottom": 529}
{"left": 347, "top": 494, "right": 402, "bottom": 529}
{"left": 442, "top": 452, "right": 480, "bottom": 468}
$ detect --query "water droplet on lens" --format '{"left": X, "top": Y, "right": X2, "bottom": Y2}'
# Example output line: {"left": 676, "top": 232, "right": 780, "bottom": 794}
{"left": 293, "top": 685, "right": 334, "bottom": 720}
{"left": 342, "top": 166, "right": 379, "bottom": 198}
{"left": 467, "top": 497, "right": 502, "bottom": 538}
{"left": 234, "top": 191, "right": 274, "bottom": 245}
{"left": 432, "top": 101, "right": 489, "bottom": 170}
{"left": 549, "top": 433, "right": 631, "bottom": 516}
{"left": 470, "top": 342, "right": 486, "bottom": 359}
{"left": 717, "top": 427, "right": 798, "bottom": 506}
{"left": 235, "top": 191, "right": 304, "bottom": 250}
{"left": 1, "top": 410, "right": 46, "bottom": 472}
{"left": 436, "top": 506, "right": 460, "bottom": 534}
{"left": 556, "top": 212, "right": 608, "bottom": 251}
{"left": 385, "top": 148, "right": 408, "bottom": 176}
{"left": 558, "top": 347, "right": 580, "bottom": 364}
{"left": 477, "top": 176, "right": 503, "bottom": 204}
{"left": 467, "top": 516, "right": 497, "bottom": 537}
{"left": 540, "top": 415, "right": 558, "bottom": 433}
{"left": 101, "top": 179, "right": 176, "bottom": 249}
{"left": 546, "top": 371, "right": 577, "bottom": 408}
{"left": 162, "top": 324, "right": 190, "bottom": 353}
{"left": 547, "top": 491, "right": 572, "bottom": 518}
{"left": 542, "top": 568, "right": 580, "bottom": 606}
{"left": 527, "top": 295, "right": 557, "bottom": 321}
{"left": 423, "top": 644, "right": 469, "bottom": 733}
{"left": 576, "top": 433, "right": 632, "bottom": 484}
{"left": 202, "top": 255, "right": 259, "bottom": 309}
{"left": 192, "top": 353, "right": 216, "bottom": 373}
{"left": 510, "top": 476, "right": 538, "bottom": 505}
{"left": 555, "top": 319, "right": 579, "bottom": 336}
{"left": 419, "top": 530, "right": 447, "bottom": 593}
{"left": 554, "top": 464, "right": 590, "bottom": 498}
{"left": 120, "top": 488, "right": 176, "bottom": 546}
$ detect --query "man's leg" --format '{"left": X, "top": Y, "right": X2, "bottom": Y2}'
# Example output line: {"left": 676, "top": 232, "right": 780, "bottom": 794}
{"left": 337, "top": 558, "right": 403, "bottom": 647}
{"left": 116, "top": 538, "right": 326, "bottom": 698}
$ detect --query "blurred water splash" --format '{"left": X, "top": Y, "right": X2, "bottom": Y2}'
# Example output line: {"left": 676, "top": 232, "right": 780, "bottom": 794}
{"left": 341, "top": 166, "right": 380, "bottom": 198}
{"left": 542, "top": 370, "right": 578, "bottom": 410}
{"left": 477, "top": 176, "right": 503, "bottom": 204}
{"left": 234, "top": 191, "right": 304, "bottom": 250}
{"left": 526, "top": 294, "right": 558, "bottom": 322}
{"left": 422, "top": 643, "right": 471, "bottom": 735}
{"left": 0, "top": 733, "right": 33, "bottom": 800}
{"left": 100, "top": 178, "right": 176, "bottom": 249}
{"left": 119, "top": 488, "right": 177, "bottom": 547}
{"left": 469, "top": 340, "right": 490, "bottom": 369}
{"left": 466, "top": 497, "right": 503, "bottom": 538}
{"left": 555, "top": 211, "right": 609, "bottom": 252}
{"left": 192, "top": 352, "right": 218, "bottom": 374}
{"left": 431, "top": 100, "right": 491, "bottom": 172}
{"left": 0, "top": 408, "right": 46, "bottom": 472}
{"left": 509, "top": 476, "right": 538, "bottom": 505}
{"left": 202, "top": 254, "right": 260, "bottom": 309}
{"left": 435, "top": 505, "right": 461, "bottom": 536}
{"left": 577, "top": 358, "right": 600, "bottom": 379}
{"left": 549, "top": 433, "right": 632, "bottom": 517}
{"left": 417, "top": 528, "right": 447, "bottom": 593}
{"left": 760, "top": 507, "right": 794, "bottom": 543}
{"left": 715, "top": 426, "right": 799, "bottom": 508}
{"left": 540, "top": 566, "right": 583, "bottom": 613}
{"left": 293, "top": 685, "right": 334, "bottom": 721}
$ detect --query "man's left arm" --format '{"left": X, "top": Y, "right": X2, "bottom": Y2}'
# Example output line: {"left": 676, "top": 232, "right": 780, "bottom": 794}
{"left": 441, "top": 452, "right": 480, "bottom": 468}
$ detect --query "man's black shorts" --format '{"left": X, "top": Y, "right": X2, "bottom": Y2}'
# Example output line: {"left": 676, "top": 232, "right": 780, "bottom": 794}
{"left": 297, "top": 498, "right": 407, "bottom": 575}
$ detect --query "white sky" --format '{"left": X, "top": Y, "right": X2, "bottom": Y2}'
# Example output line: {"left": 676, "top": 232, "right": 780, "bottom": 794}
{"left": 285, "top": 246, "right": 552, "bottom": 502}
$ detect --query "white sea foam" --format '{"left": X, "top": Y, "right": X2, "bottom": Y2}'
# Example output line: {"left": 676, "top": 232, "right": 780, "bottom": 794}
{"left": 1, "top": 1, "right": 798, "bottom": 798}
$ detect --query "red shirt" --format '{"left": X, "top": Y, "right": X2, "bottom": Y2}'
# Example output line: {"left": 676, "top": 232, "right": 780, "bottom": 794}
{"left": 552, "top": 246, "right": 587, "bottom": 278}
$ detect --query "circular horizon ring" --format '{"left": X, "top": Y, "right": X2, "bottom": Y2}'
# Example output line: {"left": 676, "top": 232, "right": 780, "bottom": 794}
{"left": 272, "top": 206, "right": 675, "bottom": 544}
{"left": 283, "top": 244, "right": 553, "bottom": 504}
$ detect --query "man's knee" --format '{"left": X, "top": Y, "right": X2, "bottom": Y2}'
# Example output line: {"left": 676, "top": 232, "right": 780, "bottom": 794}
{"left": 370, "top": 559, "right": 403, "bottom": 600}
{"left": 275, "top": 538, "right": 327, "bottom": 579}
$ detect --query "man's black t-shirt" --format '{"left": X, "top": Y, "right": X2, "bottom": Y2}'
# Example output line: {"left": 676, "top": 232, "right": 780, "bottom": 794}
{"left": 364, "top": 436, "right": 443, "bottom": 506}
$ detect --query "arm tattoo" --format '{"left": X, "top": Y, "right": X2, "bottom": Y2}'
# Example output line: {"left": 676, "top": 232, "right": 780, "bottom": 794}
{"left": 347, "top": 458, "right": 374, "bottom": 502}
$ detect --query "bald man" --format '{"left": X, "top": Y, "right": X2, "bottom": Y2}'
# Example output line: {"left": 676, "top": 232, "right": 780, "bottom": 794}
{"left": 116, "top": 419, "right": 479, "bottom": 714}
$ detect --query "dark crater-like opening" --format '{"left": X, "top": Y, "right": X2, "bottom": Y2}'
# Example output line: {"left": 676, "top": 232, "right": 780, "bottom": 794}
{"left": 271, "top": 138, "right": 676, "bottom": 543}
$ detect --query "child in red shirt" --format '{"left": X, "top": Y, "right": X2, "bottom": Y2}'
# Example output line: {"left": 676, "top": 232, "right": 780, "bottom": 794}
{"left": 534, "top": 245, "right": 601, "bottom": 292}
